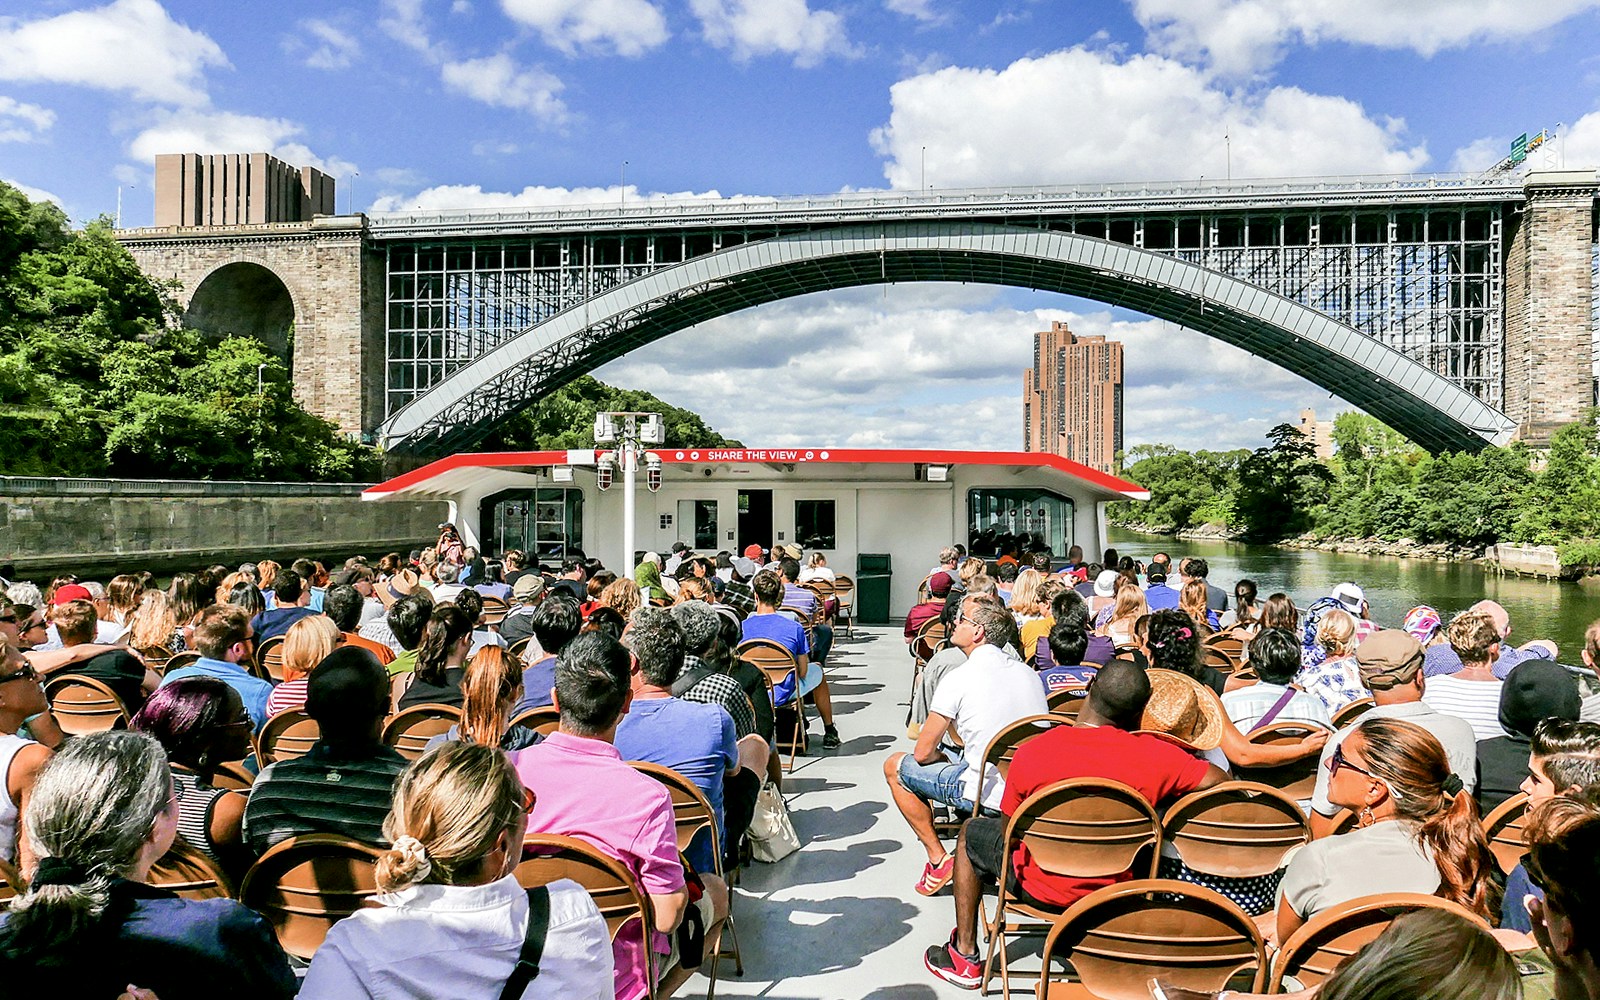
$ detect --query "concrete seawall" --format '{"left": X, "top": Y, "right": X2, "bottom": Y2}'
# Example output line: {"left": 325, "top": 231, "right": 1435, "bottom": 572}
{"left": 1, "top": 477, "right": 449, "bottom": 578}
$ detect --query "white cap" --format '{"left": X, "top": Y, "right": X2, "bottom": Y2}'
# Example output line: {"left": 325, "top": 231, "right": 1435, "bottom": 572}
{"left": 1093, "top": 569, "right": 1120, "bottom": 598}
{"left": 1331, "top": 582, "right": 1365, "bottom": 614}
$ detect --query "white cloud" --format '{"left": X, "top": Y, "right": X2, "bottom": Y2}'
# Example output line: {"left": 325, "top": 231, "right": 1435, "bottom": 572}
{"left": 500, "top": 0, "right": 669, "bottom": 56}
{"left": 368, "top": 182, "right": 725, "bottom": 212}
{"left": 440, "top": 54, "right": 569, "bottom": 124}
{"left": 688, "top": 0, "right": 855, "bottom": 67}
{"left": 127, "top": 110, "right": 357, "bottom": 178}
{"left": 380, "top": 0, "right": 433, "bottom": 52}
{"left": 288, "top": 19, "right": 361, "bottom": 70}
{"left": 1450, "top": 112, "right": 1600, "bottom": 173}
{"left": 0, "top": 96, "right": 54, "bottom": 143}
{"left": 2, "top": 176, "right": 63, "bottom": 206}
{"left": 589, "top": 286, "right": 1334, "bottom": 451}
{"left": 0, "top": 0, "right": 228, "bottom": 106}
{"left": 1128, "top": 0, "right": 1600, "bottom": 77}
{"left": 885, "top": 0, "right": 941, "bottom": 22}
{"left": 870, "top": 47, "right": 1428, "bottom": 189}
{"left": 1556, "top": 112, "right": 1600, "bottom": 169}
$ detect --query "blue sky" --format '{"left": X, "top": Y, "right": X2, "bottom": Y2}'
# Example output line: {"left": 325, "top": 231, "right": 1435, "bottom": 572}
{"left": 4, "top": 0, "right": 1600, "bottom": 452}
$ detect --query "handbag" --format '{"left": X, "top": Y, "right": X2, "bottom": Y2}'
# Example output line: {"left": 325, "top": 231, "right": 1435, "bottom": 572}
{"left": 676, "top": 863, "right": 707, "bottom": 969}
{"left": 747, "top": 780, "right": 802, "bottom": 863}
{"left": 498, "top": 886, "right": 550, "bottom": 1000}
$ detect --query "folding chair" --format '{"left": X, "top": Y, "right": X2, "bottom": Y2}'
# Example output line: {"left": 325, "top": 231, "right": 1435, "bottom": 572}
{"left": 913, "top": 617, "right": 951, "bottom": 665}
{"left": 1046, "top": 687, "right": 1090, "bottom": 721}
{"left": 1201, "top": 632, "right": 1246, "bottom": 676}
{"left": 136, "top": 644, "right": 174, "bottom": 674}
{"left": 1331, "top": 698, "right": 1375, "bottom": 729}
{"left": 257, "top": 708, "right": 322, "bottom": 765}
{"left": 1268, "top": 892, "right": 1488, "bottom": 991}
{"left": 210, "top": 759, "right": 257, "bottom": 791}
{"left": 631, "top": 761, "right": 742, "bottom": 994}
{"left": 480, "top": 595, "right": 510, "bottom": 627}
{"left": 982, "top": 777, "right": 1162, "bottom": 996}
{"left": 381, "top": 703, "right": 461, "bottom": 760}
{"left": 974, "top": 714, "right": 1070, "bottom": 807}
{"left": 509, "top": 705, "right": 561, "bottom": 737}
{"left": 833, "top": 575, "right": 856, "bottom": 637}
{"left": 737, "top": 639, "right": 807, "bottom": 771}
{"left": 0, "top": 857, "right": 25, "bottom": 910}
{"left": 44, "top": 674, "right": 132, "bottom": 735}
{"left": 1162, "top": 781, "right": 1310, "bottom": 879}
{"left": 1482, "top": 791, "right": 1531, "bottom": 874}
{"left": 238, "top": 833, "right": 384, "bottom": 960}
{"left": 256, "top": 635, "right": 289, "bottom": 682}
{"left": 1037, "top": 879, "right": 1267, "bottom": 998}
{"left": 508, "top": 637, "right": 533, "bottom": 660}
{"left": 162, "top": 650, "right": 202, "bottom": 673}
{"left": 149, "top": 838, "right": 234, "bottom": 899}
{"left": 1235, "top": 721, "right": 1330, "bottom": 800}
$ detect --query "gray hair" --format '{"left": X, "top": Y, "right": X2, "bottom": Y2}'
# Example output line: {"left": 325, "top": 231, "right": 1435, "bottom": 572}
{"left": 669, "top": 601, "right": 721, "bottom": 655}
{"left": 434, "top": 561, "right": 460, "bottom": 585}
{"left": 6, "top": 582, "right": 42, "bottom": 608}
{"left": 628, "top": 606, "right": 685, "bottom": 687}
{"left": 82, "top": 581, "right": 106, "bottom": 601}
{"left": 964, "top": 593, "right": 1018, "bottom": 650}
{"left": 9, "top": 731, "right": 171, "bottom": 952}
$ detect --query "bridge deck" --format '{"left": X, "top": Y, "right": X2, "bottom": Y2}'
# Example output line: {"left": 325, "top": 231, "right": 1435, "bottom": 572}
{"left": 684, "top": 625, "right": 973, "bottom": 1000}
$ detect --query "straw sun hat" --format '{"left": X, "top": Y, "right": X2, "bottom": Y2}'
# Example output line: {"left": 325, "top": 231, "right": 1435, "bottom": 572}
{"left": 1139, "top": 669, "right": 1226, "bottom": 751}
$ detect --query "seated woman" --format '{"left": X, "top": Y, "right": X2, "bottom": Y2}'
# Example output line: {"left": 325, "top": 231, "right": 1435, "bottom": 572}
{"left": 0, "top": 731, "right": 295, "bottom": 998}
{"left": 1293, "top": 608, "right": 1363, "bottom": 716}
{"left": 397, "top": 605, "right": 475, "bottom": 710}
{"left": 1147, "top": 610, "right": 1229, "bottom": 696}
{"left": 426, "top": 646, "right": 543, "bottom": 752}
{"left": 1095, "top": 582, "right": 1148, "bottom": 651}
{"left": 1274, "top": 716, "right": 1497, "bottom": 945}
{"left": 129, "top": 678, "right": 254, "bottom": 881}
{"left": 299, "top": 742, "right": 613, "bottom": 999}
{"left": 264, "top": 613, "right": 342, "bottom": 717}
{"left": 1178, "top": 578, "right": 1219, "bottom": 635}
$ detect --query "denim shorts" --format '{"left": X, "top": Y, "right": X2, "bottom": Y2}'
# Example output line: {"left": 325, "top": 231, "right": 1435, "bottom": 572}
{"left": 898, "top": 751, "right": 973, "bottom": 811}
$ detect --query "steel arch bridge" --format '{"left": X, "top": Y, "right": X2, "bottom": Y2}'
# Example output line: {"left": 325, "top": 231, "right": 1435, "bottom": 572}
{"left": 378, "top": 220, "right": 1517, "bottom": 456}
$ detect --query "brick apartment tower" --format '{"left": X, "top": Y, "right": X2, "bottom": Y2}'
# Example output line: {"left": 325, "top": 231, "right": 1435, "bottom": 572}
{"left": 1023, "top": 321, "right": 1124, "bottom": 473}
{"left": 154, "top": 152, "right": 335, "bottom": 227}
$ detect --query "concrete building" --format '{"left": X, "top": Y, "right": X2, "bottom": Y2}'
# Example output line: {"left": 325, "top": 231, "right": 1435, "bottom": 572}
{"left": 1023, "top": 321, "right": 1124, "bottom": 473}
{"left": 1298, "top": 408, "right": 1336, "bottom": 460}
{"left": 155, "top": 153, "right": 335, "bottom": 227}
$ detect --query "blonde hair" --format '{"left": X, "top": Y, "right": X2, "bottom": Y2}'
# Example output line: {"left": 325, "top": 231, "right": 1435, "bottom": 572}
{"left": 1317, "top": 608, "right": 1358, "bottom": 658}
{"left": 458, "top": 646, "right": 523, "bottom": 749}
{"left": 281, "top": 615, "right": 341, "bottom": 682}
{"left": 214, "top": 571, "right": 247, "bottom": 605}
{"left": 599, "top": 578, "right": 641, "bottom": 619}
{"left": 256, "top": 560, "right": 280, "bottom": 591}
{"left": 127, "top": 590, "right": 177, "bottom": 649}
{"left": 1008, "top": 569, "right": 1043, "bottom": 614}
{"left": 376, "top": 742, "right": 525, "bottom": 891}
{"left": 1447, "top": 611, "right": 1501, "bottom": 666}
{"left": 958, "top": 557, "right": 986, "bottom": 586}
{"left": 1108, "top": 583, "right": 1150, "bottom": 625}
{"left": 674, "top": 577, "right": 713, "bottom": 604}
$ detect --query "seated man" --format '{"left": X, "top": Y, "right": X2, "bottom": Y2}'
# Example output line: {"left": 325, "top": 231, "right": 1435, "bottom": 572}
{"left": 1142, "top": 568, "right": 1181, "bottom": 610}
{"left": 251, "top": 569, "right": 318, "bottom": 642}
{"left": 511, "top": 632, "right": 727, "bottom": 1000}
{"left": 1038, "top": 621, "right": 1098, "bottom": 692}
{"left": 1499, "top": 718, "right": 1600, "bottom": 933}
{"left": 160, "top": 604, "right": 274, "bottom": 730}
{"left": 720, "top": 558, "right": 758, "bottom": 617}
{"left": 47, "top": 598, "right": 157, "bottom": 713}
{"left": 777, "top": 558, "right": 832, "bottom": 666}
{"left": 742, "top": 572, "right": 839, "bottom": 748}
{"left": 1476, "top": 658, "right": 1580, "bottom": 812}
{"left": 1220, "top": 627, "right": 1334, "bottom": 733}
{"left": 886, "top": 593, "right": 1048, "bottom": 897}
{"left": 615, "top": 608, "right": 752, "bottom": 875}
{"left": 242, "top": 646, "right": 407, "bottom": 855}
{"left": 924, "top": 659, "right": 1226, "bottom": 988}
{"left": 512, "top": 594, "right": 582, "bottom": 715}
{"left": 0, "top": 633, "right": 60, "bottom": 868}
{"left": 323, "top": 583, "right": 397, "bottom": 667}
{"left": 1422, "top": 599, "right": 1557, "bottom": 679}
{"left": 905, "top": 572, "right": 955, "bottom": 644}
{"left": 497, "top": 574, "right": 547, "bottom": 650}
{"left": 380, "top": 593, "right": 433, "bottom": 679}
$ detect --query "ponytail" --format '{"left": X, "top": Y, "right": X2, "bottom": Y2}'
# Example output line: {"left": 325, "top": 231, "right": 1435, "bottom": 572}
{"left": 376, "top": 743, "right": 525, "bottom": 892}
{"left": 458, "top": 646, "right": 521, "bottom": 749}
{"left": 415, "top": 605, "right": 473, "bottom": 685}
{"left": 1414, "top": 784, "right": 1498, "bottom": 917}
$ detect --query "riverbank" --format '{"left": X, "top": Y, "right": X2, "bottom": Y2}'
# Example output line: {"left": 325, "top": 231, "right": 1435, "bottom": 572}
{"left": 1113, "top": 521, "right": 1484, "bottom": 563}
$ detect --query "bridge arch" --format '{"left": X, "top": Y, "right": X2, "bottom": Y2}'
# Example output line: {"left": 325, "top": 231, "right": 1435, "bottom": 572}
{"left": 379, "top": 222, "right": 1517, "bottom": 456}
{"left": 182, "top": 259, "right": 300, "bottom": 362}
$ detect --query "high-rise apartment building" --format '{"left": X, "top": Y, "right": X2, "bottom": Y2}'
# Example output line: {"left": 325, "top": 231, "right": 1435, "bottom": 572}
{"left": 1023, "top": 321, "right": 1124, "bottom": 473}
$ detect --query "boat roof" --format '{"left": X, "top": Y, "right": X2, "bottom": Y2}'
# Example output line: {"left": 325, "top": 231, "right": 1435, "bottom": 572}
{"left": 363, "top": 447, "right": 1150, "bottom": 503}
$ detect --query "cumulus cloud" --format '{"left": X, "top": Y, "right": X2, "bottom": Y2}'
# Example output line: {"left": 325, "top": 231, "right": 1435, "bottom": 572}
{"left": 368, "top": 182, "right": 725, "bottom": 212}
{"left": 870, "top": 47, "right": 1428, "bottom": 189}
{"left": 440, "top": 55, "right": 569, "bottom": 123}
{"left": 2, "top": 176, "right": 63, "bottom": 206}
{"left": 127, "top": 110, "right": 357, "bottom": 178}
{"left": 885, "top": 0, "right": 941, "bottom": 22}
{"left": 286, "top": 18, "right": 361, "bottom": 70}
{"left": 0, "top": 0, "right": 227, "bottom": 106}
{"left": 688, "top": 0, "right": 855, "bottom": 67}
{"left": 500, "top": 0, "right": 669, "bottom": 56}
{"left": 590, "top": 286, "right": 1333, "bottom": 451}
{"left": 1450, "top": 112, "right": 1600, "bottom": 173}
{"left": 0, "top": 96, "right": 54, "bottom": 143}
{"left": 380, "top": 0, "right": 434, "bottom": 51}
{"left": 1128, "top": 0, "right": 1600, "bottom": 77}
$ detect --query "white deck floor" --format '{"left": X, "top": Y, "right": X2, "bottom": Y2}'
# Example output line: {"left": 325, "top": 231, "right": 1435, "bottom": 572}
{"left": 683, "top": 625, "right": 978, "bottom": 1000}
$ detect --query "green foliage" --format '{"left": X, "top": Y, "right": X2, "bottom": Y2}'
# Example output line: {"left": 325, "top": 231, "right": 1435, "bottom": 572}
{"left": 0, "top": 180, "right": 378, "bottom": 481}
{"left": 480, "top": 375, "right": 739, "bottom": 451}
{"left": 1556, "top": 538, "right": 1600, "bottom": 571}
{"left": 1112, "top": 411, "right": 1600, "bottom": 550}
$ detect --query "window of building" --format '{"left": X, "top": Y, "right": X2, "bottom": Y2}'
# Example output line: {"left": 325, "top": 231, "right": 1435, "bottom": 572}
{"left": 481, "top": 487, "right": 584, "bottom": 561}
{"left": 794, "top": 500, "right": 837, "bottom": 550}
{"left": 677, "top": 499, "right": 719, "bottom": 549}
{"left": 966, "top": 487, "right": 1075, "bottom": 558}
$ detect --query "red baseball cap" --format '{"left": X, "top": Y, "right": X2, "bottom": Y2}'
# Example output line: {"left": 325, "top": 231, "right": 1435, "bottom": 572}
{"left": 742, "top": 544, "right": 765, "bottom": 560}
{"left": 51, "top": 584, "right": 92, "bottom": 605}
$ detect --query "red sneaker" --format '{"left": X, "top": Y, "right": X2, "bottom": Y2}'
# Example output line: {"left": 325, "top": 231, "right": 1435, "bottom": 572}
{"left": 914, "top": 853, "right": 956, "bottom": 896}
{"left": 924, "top": 931, "right": 982, "bottom": 989}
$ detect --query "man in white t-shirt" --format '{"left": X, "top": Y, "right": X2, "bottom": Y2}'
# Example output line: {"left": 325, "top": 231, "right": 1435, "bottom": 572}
{"left": 883, "top": 592, "right": 1047, "bottom": 898}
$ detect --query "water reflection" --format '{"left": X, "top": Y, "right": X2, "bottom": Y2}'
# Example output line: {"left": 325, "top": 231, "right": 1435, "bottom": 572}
{"left": 1107, "top": 528, "right": 1600, "bottom": 657}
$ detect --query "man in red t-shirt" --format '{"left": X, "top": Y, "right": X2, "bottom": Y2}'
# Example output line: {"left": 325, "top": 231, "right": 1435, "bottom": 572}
{"left": 924, "top": 659, "right": 1227, "bottom": 989}
{"left": 904, "top": 572, "right": 955, "bottom": 644}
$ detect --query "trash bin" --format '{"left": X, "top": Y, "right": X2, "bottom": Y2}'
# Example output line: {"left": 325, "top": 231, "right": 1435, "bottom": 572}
{"left": 856, "top": 553, "right": 893, "bottom": 624}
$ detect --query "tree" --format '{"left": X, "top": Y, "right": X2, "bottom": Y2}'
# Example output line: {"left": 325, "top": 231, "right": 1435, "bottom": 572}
{"left": 1232, "top": 423, "right": 1333, "bottom": 541}
{"left": 480, "top": 375, "right": 738, "bottom": 451}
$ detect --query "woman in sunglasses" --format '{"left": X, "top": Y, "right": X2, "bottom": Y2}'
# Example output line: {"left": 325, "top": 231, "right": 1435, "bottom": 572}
{"left": 300, "top": 741, "right": 612, "bottom": 999}
{"left": 1274, "top": 716, "right": 1498, "bottom": 945}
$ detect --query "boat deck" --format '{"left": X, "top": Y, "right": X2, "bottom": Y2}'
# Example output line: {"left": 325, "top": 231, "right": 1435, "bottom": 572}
{"left": 685, "top": 625, "right": 976, "bottom": 1000}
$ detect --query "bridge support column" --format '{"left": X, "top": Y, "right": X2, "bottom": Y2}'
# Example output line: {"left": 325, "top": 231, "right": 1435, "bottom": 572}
{"left": 1504, "top": 171, "right": 1599, "bottom": 445}
{"left": 288, "top": 217, "right": 388, "bottom": 439}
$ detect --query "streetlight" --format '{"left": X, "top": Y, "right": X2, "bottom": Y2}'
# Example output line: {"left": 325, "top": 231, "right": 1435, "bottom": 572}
{"left": 257, "top": 363, "right": 269, "bottom": 397}
{"left": 593, "top": 410, "right": 664, "bottom": 569}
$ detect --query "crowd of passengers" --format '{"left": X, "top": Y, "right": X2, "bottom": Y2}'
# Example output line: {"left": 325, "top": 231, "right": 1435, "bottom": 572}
{"left": 895, "top": 543, "right": 1600, "bottom": 999}
{"left": 0, "top": 526, "right": 848, "bottom": 998}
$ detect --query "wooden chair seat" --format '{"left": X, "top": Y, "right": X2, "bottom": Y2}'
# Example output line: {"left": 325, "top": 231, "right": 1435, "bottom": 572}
{"left": 1162, "top": 781, "right": 1310, "bottom": 879}
{"left": 238, "top": 833, "right": 384, "bottom": 960}
{"left": 1268, "top": 892, "right": 1488, "bottom": 991}
{"left": 256, "top": 635, "right": 289, "bottom": 682}
{"left": 381, "top": 703, "right": 462, "bottom": 760}
{"left": 1235, "top": 721, "right": 1330, "bottom": 801}
{"left": 1482, "top": 791, "right": 1530, "bottom": 874}
{"left": 44, "top": 674, "right": 132, "bottom": 735}
{"left": 257, "top": 708, "right": 322, "bottom": 765}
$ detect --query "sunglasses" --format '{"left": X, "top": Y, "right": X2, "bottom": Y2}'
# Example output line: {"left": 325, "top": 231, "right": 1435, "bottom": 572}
{"left": 522, "top": 785, "right": 537, "bottom": 813}
{"left": 0, "top": 662, "right": 37, "bottom": 686}
{"left": 1325, "top": 744, "right": 1378, "bottom": 781}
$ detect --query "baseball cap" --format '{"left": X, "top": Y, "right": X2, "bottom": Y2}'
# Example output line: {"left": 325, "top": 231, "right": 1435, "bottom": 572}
{"left": 1093, "top": 570, "right": 1120, "bottom": 599}
{"left": 742, "top": 544, "right": 765, "bottom": 560}
{"left": 513, "top": 575, "right": 546, "bottom": 600}
{"left": 1330, "top": 582, "right": 1365, "bottom": 614}
{"left": 1356, "top": 629, "right": 1426, "bottom": 691}
{"left": 928, "top": 571, "right": 954, "bottom": 598}
{"left": 732, "top": 557, "right": 759, "bottom": 578}
{"left": 51, "top": 583, "right": 92, "bottom": 605}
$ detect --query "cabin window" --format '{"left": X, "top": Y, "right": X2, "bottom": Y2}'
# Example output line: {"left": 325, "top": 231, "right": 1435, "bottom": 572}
{"left": 794, "top": 500, "right": 837, "bottom": 550}
{"left": 966, "top": 488, "right": 1075, "bottom": 558}
{"left": 480, "top": 488, "right": 584, "bottom": 562}
{"left": 677, "top": 499, "right": 719, "bottom": 549}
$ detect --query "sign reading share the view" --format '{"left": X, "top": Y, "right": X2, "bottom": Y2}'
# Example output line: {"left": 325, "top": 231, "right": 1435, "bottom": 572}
{"left": 679, "top": 450, "right": 831, "bottom": 462}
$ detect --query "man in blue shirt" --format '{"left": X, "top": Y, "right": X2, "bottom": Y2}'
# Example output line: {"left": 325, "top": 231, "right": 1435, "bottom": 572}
{"left": 742, "top": 572, "right": 840, "bottom": 748}
{"left": 161, "top": 604, "right": 274, "bottom": 730}
{"left": 1142, "top": 569, "right": 1181, "bottom": 611}
{"left": 513, "top": 594, "right": 581, "bottom": 715}
{"left": 251, "top": 569, "right": 318, "bottom": 642}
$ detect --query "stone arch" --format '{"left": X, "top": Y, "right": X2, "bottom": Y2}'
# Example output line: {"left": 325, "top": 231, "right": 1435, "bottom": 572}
{"left": 379, "top": 221, "right": 1518, "bottom": 456}
{"left": 181, "top": 259, "right": 300, "bottom": 362}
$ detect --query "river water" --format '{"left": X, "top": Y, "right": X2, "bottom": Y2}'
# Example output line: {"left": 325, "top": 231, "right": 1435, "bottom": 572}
{"left": 1106, "top": 527, "right": 1600, "bottom": 659}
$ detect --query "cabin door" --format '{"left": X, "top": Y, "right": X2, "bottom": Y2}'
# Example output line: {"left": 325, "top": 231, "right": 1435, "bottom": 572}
{"left": 737, "top": 490, "right": 773, "bottom": 553}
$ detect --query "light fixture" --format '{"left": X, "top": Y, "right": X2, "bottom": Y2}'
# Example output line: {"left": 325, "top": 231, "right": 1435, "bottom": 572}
{"left": 926, "top": 465, "right": 950, "bottom": 482}
{"left": 552, "top": 466, "right": 574, "bottom": 483}
{"left": 645, "top": 452, "right": 662, "bottom": 492}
